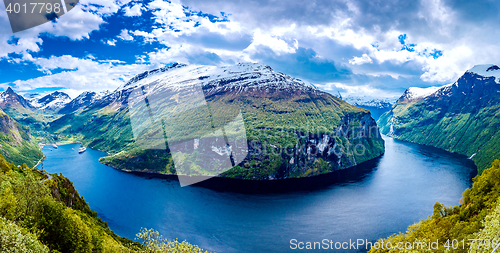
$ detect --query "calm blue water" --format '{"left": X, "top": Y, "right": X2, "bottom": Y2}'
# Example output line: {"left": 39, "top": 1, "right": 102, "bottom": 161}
{"left": 38, "top": 136, "right": 476, "bottom": 252}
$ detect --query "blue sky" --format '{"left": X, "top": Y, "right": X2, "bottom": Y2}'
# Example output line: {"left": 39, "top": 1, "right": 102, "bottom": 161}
{"left": 0, "top": 0, "right": 499, "bottom": 99}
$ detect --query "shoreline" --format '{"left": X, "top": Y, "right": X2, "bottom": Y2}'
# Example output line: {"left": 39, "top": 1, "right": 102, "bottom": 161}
{"left": 41, "top": 141, "right": 387, "bottom": 192}
{"left": 48, "top": 140, "right": 387, "bottom": 183}
{"left": 101, "top": 153, "right": 386, "bottom": 193}
{"left": 42, "top": 136, "right": 476, "bottom": 182}
{"left": 121, "top": 157, "right": 384, "bottom": 193}
{"left": 385, "top": 135, "right": 479, "bottom": 172}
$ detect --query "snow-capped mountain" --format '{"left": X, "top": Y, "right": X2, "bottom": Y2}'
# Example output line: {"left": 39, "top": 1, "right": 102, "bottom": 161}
{"left": 342, "top": 95, "right": 397, "bottom": 120}
{"left": 398, "top": 86, "right": 443, "bottom": 101}
{"left": 378, "top": 64, "right": 500, "bottom": 173}
{"left": 50, "top": 62, "right": 384, "bottom": 180}
{"left": 467, "top": 64, "right": 500, "bottom": 82}
{"left": 398, "top": 64, "right": 500, "bottom": 103}
{"left": 0, "top": 87, "right": 34, "bottom": 110}
{"left": 94, "top": 62, "right": 321, "bottom": 110}
{"left": 30, "top": 91, "right": 71, "bottom": 112}
{"left": 343, "top": 95, "right": 396, "bottom": 109}
{"left": 58, "top": 90, "right": 110, "bottom": 114}
{"left": 119, "top": 62, "right": 317, "bottom": 93}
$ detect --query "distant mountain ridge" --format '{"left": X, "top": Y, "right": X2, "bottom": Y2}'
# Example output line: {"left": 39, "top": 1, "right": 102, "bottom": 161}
{"left": 378, "top": 64, "right": 500, "bottom": 173}
{"left": 0, "top": 87, "right": 56, "bottom": 130}
{"left": 30, "top": 91, "right": 71, "bottom": 112}
{"left": 343, "top": 95, "right": 396, "bottom": 120}
{"left": 58, "top": 90, "right": 109, "bottom": 114}
{"left": 343, "top": 95, "right": 395, "bottom": 109}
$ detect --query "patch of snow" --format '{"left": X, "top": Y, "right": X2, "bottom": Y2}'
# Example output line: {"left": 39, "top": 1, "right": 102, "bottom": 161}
{"left": 343, "top": 95, "right": 397, "bottom": 108}
{"left": 467, "top": 64, "right": 500, "bottom": 82}
{"left": 401, "top": 82, "right": 455, "bottom": 101}
{"left": 31, "top": 91, "right": 71, "bottom": 111}
{"left": 406, "top": 87, "right": 441, "bottom": 100}
{"left": 117, "top": 62, "right": 318, "bottom": 95}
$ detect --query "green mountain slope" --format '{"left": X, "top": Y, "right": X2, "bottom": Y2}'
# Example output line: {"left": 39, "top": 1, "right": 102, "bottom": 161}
{"left": 49, "top": 63, "right": 384, "bottom": 180}
{"left": 0, "top": 87, "right": 60, "bottom": 132}
{"left": 0, "top": 109, "right": 43, "bottom": 167}
{"left": 378, "top": 64, "right": 500, "bottom": 174}
{"left": 372, "top": 64, "right": 500, "bottom": 252}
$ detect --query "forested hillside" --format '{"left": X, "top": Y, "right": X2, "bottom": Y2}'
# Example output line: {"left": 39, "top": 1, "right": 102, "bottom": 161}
{"left": 373, "top": 64, "right": 500, "bottom": 252}
{"left": 378, "top": 65, "right": 500, "bottom": 174}
{"left": 49, "top": 63, "right": 384, "bottom": 180}
{"left": 370, "top": 159, "right": 500, "bottom": 253}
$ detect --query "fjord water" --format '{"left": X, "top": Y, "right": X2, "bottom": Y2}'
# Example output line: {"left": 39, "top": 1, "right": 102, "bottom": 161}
{"left": 39, "top": 136, "right": 476, "bottom": 252}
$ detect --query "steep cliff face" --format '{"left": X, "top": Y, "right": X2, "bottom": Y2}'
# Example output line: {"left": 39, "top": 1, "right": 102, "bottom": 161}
{"left": 49, "top": 63, "right": 384, "bottom": 180}
{"left": 378, "top": 64, "right": 500, "bottom": 173}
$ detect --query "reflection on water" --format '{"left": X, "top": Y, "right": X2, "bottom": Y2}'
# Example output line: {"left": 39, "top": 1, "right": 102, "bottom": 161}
{"left": 39, "top": 136, "right": 476, "bottom": 252}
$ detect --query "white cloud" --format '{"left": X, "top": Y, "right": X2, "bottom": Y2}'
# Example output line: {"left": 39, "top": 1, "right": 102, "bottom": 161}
{"left": 420, "top": 45, "right": 474, "bottom": 83}
{"left": 123, "top": 3, "right": 143, "bottom": 17}
{"left": 244, "top": 29, "right": 297, "bottom": 56}
{"left": 80, "top": 0, "right": 123, "bottom": 15}
{"left": 317, "top": 82, "right": 401, "bottom": 98}
{"left": 118, "top": 29, "right": 134, "bottom": 40}
{"left": 105, "top": 39, "right": 117, "bottom": 46}
{"left": 349, "top": 54, "right": 372, "bottom": 65}
{"left": 3, "top": 55, "right": 153, "bottom": 94}
{"left": 0, "top": 0, "right": 125, "bottom": 60}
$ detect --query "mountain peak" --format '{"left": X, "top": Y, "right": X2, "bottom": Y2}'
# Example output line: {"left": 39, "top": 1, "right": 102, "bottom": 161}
{"left": 398, "top": 86, "right": 442, "bottom": 102}
{"left": 466, "top": 64, "right": 500, "bottom": 81}
{"left": 5, "top": 87, "right": 15, "bottom": 94}
{"left": 58, "top": 90, "right": 107, "bottom": 114}
{"left": 0, "top": 86, "right": 34, "bottom": 110}
{"left": 31, "top": 91, "right": 71, "bottom": 112}
{"left": 119, "top": 63, "right": 316, "bottom": 95}
{"left": 123, "top": 62, "right": 188, "bottom": 88}
{"left": 50, "top": 91, "right": 71, "bottom": 97}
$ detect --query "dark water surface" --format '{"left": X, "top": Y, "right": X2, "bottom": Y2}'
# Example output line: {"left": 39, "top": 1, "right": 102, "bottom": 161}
{"left": 39, "top": 136, "right": 476, "bottom": 252}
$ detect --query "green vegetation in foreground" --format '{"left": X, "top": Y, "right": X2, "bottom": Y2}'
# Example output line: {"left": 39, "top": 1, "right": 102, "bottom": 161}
{"left": 369, "top": 159, "right": 500, "bottom": 253}
{"left": 0, "top": 109, "right": 43, "bottom": 167}
{"left": 0, "top": 154, "right": 209, "bottom": 253}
